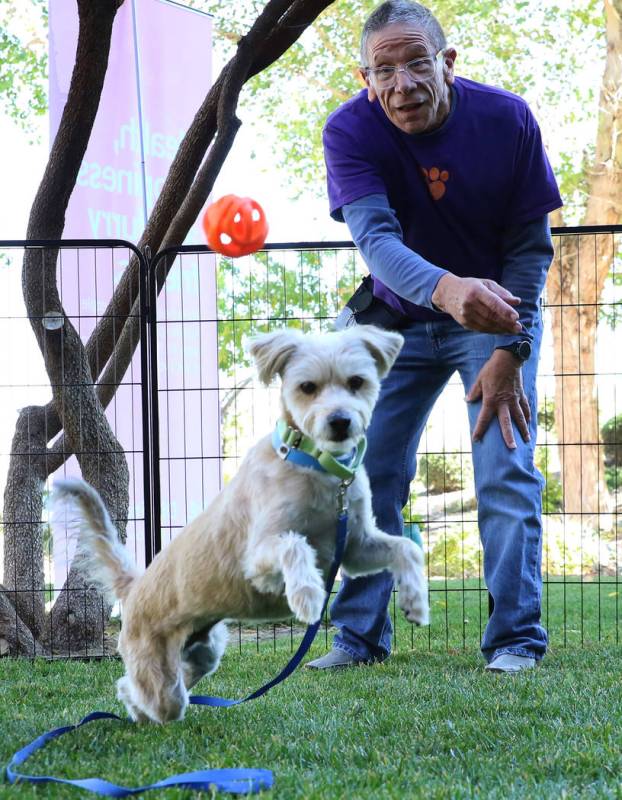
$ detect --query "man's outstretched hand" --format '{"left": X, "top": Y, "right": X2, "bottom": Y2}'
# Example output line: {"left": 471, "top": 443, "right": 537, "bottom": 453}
{"left": 431, "top": 274, "right": 523, "bottom": 334}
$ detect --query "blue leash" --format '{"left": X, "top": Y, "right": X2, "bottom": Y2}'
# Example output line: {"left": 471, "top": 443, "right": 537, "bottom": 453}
{"left": 6, "top": 712, "right": 272, "bottom": 795}
{"left": 6, "top": 510, "right": 349, "bottom": 796}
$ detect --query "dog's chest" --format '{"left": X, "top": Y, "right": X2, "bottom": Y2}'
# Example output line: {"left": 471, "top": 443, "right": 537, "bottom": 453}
{"left": 280, "top": 476, "right": 364, "bottom": 560}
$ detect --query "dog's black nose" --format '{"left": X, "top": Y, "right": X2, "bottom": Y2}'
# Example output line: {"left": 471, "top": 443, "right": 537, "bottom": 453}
{"left": 328, "top": 413, "right": 351, "bottom": 440}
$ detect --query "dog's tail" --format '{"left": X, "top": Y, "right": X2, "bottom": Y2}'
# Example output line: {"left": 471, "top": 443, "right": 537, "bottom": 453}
{"left": 52, "top": 477, "right": 140, "bottom": 603}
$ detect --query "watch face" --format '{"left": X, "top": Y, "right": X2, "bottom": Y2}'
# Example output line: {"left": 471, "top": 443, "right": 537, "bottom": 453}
{"left": 496, "top": 341, "right": 531, "bottom": 361}
{"left": 516, "top": 341, "right": 531, "bottom": 361}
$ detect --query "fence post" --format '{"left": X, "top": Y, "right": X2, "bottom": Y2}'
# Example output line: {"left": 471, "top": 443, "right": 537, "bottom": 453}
{"left": 139, "top": 244, "right": 156, "bottom": 568}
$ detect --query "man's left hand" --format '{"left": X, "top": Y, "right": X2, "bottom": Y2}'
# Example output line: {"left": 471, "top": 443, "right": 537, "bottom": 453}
{"left": 465, "top": 349, "right": 531, "bottom": 450}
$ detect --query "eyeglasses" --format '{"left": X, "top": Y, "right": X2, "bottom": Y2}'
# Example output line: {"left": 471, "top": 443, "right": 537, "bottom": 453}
{"left": 365, "top": 50, "right": 443, "bottom": 88}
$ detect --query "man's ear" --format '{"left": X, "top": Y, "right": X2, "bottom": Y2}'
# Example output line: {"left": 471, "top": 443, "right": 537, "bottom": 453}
{"left": 443, "top": 48, "right": 457, "bottom": 85}
{"left": 359, "top": 68, "right": 377, "bottom": 102}
{"left": 248, "top": 329, "right": 302, "bottom": 386}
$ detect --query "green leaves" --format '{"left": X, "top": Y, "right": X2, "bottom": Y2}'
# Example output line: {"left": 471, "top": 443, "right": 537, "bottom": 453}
{"left": 216, "top": 247, "right": 361, "bottom": 373}
{"left": 0, "top": 0, "right": 47, "bottom": 133}
{"left": 192, "top": 0, "right": 606, "bottom": 221}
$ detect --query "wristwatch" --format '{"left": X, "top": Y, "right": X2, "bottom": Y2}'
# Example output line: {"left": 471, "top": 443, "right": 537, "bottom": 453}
{"left": 495, "top": 339, "right": 532, "bottom": 363}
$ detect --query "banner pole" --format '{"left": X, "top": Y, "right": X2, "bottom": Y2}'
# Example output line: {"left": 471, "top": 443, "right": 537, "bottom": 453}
{"left": 130, "top": 0, "right": 149, "bottom": 227}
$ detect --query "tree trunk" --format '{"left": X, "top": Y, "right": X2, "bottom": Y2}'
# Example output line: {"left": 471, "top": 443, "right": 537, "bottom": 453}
{"left": 0, "top": 585, "right": 44, "bottom": 657}
{"left": 0, "top": 0, "right": 127, "bottom": 655}
{"left": 3, "top": 407, "right": 49, "bottom": 641}
{"left": 546, "top": 0, "right": 621, "bottom": 530}
{"left": 39, "top": 319, "right": 128, "bottom": 653}
{"left": 547, "top": 234, "right": 611, "bottom": 523}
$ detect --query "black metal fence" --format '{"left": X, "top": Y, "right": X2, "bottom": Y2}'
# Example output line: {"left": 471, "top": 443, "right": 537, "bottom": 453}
{"left": 0, "top": 240, "right": 150, "bottom": 656}
{"left": 0, "top": 227, "right": 620, "bottom": 658}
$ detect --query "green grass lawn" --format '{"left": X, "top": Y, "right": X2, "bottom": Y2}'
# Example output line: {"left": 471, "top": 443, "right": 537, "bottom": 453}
{"left": 2, "top": 578, "right": 622, "bottom": 799}
{"left": 231, "top": 576, "right": 622, "bottom": 657}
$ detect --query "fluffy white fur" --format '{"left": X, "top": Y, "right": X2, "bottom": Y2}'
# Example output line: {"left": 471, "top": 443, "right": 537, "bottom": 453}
{"left": 53, "top": 325, "right": 429, "bottom": 724}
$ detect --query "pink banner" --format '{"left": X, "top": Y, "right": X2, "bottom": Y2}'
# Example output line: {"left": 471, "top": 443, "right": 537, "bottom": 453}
{"left": 50, "top": 0, "right": 212, "bottom": 241}
{"left": 48, "top": 0, "right": 219, "bottom": 581}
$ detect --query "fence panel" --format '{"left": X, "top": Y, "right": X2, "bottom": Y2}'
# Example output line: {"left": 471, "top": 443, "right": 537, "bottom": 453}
{"left": 0, "top": 240, "right": 150, "bottom": 657}
{"left": 1, "top": 228, "right": 619, "bottom": 660}
{"left": 149, "top": 231, "right": 621, "bottom": 656}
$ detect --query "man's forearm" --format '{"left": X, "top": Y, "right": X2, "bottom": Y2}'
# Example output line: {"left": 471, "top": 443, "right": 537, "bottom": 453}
{"left": 494, "top": 215, "right": 554, "bottom": 347}
{"left": 344, "top": 193, "right": 528, "bottom": 335}
{"left": 343, "top": 193, "right": 448, "bottom": 309}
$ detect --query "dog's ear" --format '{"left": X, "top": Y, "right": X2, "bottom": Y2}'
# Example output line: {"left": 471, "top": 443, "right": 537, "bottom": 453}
{"left": 248, "top": 329, "right": 302, "bottom": 385}
{"left": 351, "top": 325, "right": 404, "bottom": 378}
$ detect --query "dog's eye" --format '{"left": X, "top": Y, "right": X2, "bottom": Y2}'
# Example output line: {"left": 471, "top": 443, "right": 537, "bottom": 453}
{"left": 299, "top": 381, "right": 317, "bottom": 395}
{"left": 347, "top": 376, "right": 364, "bottom": 392}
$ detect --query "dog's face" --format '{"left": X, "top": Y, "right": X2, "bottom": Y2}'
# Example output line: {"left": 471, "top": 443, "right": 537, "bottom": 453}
{"left": 249, "top": 326, "right": 404, "bottom": 453}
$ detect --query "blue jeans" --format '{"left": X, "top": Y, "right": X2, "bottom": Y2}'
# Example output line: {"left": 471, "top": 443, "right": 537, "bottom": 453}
{"left": 332, "top": 316, "right": 547, "bottom": 663}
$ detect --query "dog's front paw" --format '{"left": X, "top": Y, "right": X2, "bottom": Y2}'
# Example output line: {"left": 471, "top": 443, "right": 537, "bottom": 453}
{"left": 398, "top": 574, "right": 430, "bottom": 626}
{"left": 287, "top": 582, "right": 326, "bottom": 625}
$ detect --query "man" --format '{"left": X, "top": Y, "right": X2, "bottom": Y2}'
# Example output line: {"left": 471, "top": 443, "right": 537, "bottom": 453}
{"left": 306, "top": 0, "right": 562, "bottom": 673}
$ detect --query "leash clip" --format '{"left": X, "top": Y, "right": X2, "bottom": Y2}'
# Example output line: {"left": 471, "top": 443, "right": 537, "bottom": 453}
{"left": 337, "top": 477, "right": 353, "bottom": 515}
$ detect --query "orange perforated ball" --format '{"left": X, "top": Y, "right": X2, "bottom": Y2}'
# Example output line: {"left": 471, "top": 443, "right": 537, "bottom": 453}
{"left": 202, "top": 195, "right": 268, "bottom": 257}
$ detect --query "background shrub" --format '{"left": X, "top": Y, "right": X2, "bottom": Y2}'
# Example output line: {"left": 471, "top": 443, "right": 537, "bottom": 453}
{"left": 417, "top": 452, "right": 472, "bottom": 495}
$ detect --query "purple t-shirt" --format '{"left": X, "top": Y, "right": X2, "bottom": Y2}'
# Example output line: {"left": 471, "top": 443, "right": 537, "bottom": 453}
{"left": 323, "top": 77, "right": 563, "bottom": 320}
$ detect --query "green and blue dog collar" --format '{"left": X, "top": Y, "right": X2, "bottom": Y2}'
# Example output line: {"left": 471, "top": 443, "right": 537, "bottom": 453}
{"left": 272, "top": 419, "right": 366, "bottom": 482}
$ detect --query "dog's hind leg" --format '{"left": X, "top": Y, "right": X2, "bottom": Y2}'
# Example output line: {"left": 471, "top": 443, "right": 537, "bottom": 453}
{"left": 181, "top": 621, "right": 228, "bottom": 690}
{"left": 119, "top": 633, "right": 189, "bottom": 723}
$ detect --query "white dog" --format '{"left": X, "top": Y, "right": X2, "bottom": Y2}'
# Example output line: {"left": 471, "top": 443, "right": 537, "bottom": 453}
{"left": 53, "top": 325, "right": 429, "bottom": 724}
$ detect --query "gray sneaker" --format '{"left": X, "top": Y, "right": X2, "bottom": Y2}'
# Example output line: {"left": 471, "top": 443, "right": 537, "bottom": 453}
{"left": 305, "top": 649, "right": 365, "bottom": 670}
{"left": 485, "top": 653, "right": 536, "bottom": 673}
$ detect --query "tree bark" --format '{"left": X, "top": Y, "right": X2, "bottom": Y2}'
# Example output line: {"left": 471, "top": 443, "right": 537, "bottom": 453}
{"left": 0, "top": 585, "right": 44, "bottom": 657}
{"left": 3, "top": 407, "right": 49, "bottom": 640}
{"left": 5, "top": 0, "right": 128, "bottom": 654}
{"left": 547, "top": 234, "right": 611, "bottom": 521}
{"left": 40, "top": 322, "right": 128, "bottom": 652}
{"left": 546, "top": 0, "right": 621, "bottom": 528}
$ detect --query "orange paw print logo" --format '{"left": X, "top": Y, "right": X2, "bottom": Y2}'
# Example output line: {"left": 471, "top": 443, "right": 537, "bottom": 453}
{"left": 421, "top": 166, "right": 449, "bottom": 200}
